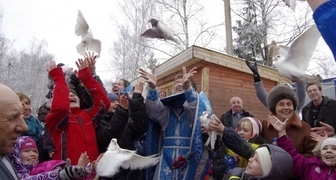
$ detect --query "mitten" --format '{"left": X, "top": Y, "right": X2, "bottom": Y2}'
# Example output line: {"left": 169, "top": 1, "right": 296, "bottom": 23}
{"left": 58, "top": 158, "right": 91, "bottom": 180}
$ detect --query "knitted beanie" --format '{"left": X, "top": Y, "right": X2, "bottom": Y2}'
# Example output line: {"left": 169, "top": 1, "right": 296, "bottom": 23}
{"left": 255, "top": 147, "right": 272, "bottom": 176}
{"left": 19, "top": 138, "right": 38, "bottom": 152}
{"left": 266, "top": 85, "right": 298, "bottom": 114}
{"left": 245, "top": 117, "right": 262, "bottom": 138}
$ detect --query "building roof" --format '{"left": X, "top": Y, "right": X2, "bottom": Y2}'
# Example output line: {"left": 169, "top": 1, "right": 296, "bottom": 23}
{"left": 153, "top": 45, "right": 289, "bottom": 83}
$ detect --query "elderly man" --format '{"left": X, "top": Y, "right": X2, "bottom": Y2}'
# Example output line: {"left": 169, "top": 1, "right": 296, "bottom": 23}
{"left": 0, "top": 84, "right": 29, "bottom": 179}
{"left": 220, "top": 96, "right": 253, "bottom": 129}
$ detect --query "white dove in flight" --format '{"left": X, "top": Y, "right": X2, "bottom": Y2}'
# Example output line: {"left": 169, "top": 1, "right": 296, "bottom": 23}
{"left": 140, "top": 18, "right": 180, "bottom": 44}
{"left": 271, "top": 24, "right": 322, "bottom": 84}
{"left": 75, "top": 10, "right": 102, "bottom": 57}
{"left": 283, "top": 0, "right": 307, "bottom": 11}
{"left": 95, "top": 138, "right": 160, "bottom": 178}
{"left": 200, "top": 112, "right": 221, "bottom": 150}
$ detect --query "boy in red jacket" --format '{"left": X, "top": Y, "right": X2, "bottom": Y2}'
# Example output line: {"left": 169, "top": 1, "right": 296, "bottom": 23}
{"left": 46, "top": 54, "right": 110, "bottom": 165}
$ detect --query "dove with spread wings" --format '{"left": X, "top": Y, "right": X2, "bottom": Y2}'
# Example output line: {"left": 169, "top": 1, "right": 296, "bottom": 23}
{"left": 75, "top": 10, "right": 101, "bottom": 57}
{"left": 141, "top": 18, "right": 180, "bottom": 44}
{"left": 95, "top": 138, "right": 160, "bottom": 178}
{"left": 270, "top": 24, "right": 322, "bottom": 84}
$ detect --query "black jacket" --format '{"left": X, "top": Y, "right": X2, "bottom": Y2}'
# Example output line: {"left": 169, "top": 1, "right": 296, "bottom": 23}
{"left": 219, "top": 109, "right": 253, "bottom": 128}
{"left": 98, "top": 93, "right": 149, "bottom": 180}
{"left": 302, "top": 96, "right": 336, "bottom": 133}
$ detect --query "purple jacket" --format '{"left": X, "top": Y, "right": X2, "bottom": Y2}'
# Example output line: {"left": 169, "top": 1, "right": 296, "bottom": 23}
{"left": 10, "top": 136, "right": 65, "bottom": 180}
{"left": 278, "top": 135, "right": 336, "bottom": 180}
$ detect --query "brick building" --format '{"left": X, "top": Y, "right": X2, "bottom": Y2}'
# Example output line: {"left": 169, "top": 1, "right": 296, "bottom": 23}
{"left": 140, "top": 45, "right": 290, "bottom": 120}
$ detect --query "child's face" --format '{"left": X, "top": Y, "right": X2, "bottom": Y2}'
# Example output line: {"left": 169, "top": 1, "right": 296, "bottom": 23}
{"left": 20, "top": 149, "right": 38, "bottom": 165}
{"left": 321, "top": 145, "right": 336, "bottom": 166}
{"left": 245, "top": 153, "right": 263, "bottom": 176}
{"left": 238, "top": 121, "right": 253, "bottom": 140}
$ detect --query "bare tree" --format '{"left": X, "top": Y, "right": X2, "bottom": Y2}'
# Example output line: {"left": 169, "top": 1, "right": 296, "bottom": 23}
{"left": 308, "top": 51, "right": 336, "bottom": 79}
{"left": 109, "top": 0, "right": 157, "bottom": 81}
{"left": 232, "top": 0, "right": 313, "bottom": 65}
{"left": 0, "top": 38, "right": 54, "bottom": 112}
{"left": 156, "top": 0, "right": 223, "bottom": 53}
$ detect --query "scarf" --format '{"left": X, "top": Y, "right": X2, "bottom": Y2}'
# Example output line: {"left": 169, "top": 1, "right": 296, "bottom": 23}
{"left": 24, "top": 115, "right": 44, "bottom": 141}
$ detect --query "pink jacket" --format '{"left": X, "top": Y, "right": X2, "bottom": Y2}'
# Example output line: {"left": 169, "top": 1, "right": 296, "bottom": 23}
{"left": 277, "top": 135, "right": 336, "bottom": 180}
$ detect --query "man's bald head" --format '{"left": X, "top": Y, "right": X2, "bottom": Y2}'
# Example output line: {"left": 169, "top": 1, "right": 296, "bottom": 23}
{"left": 230, "top": 96, "right": 243, "bottom": 114}
{"left": 0, "top": 84, "right": 28, "bottom": 156}
{"left": 0, "top": 84, "right": 21, "bottom": 113}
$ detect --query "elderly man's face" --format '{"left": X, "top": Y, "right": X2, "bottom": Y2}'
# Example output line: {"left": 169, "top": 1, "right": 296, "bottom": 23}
{"left": 0, "top": 88, "right": 28, "bottom": 156}
{"left": 230, "top": 97, "right": 243, "bottom": 114}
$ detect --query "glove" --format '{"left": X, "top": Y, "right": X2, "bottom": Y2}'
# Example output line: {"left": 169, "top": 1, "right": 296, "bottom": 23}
{"left": 245, "top": 59, "right": 261, "bottom": 82}
{"left": 58, "top": 158, "right": 91, "bottom": 180}
{"left": 70, "top": 74, "right": 80, "bottom": 87}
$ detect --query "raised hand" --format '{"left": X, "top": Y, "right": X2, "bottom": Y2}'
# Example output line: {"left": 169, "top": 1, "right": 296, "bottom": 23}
{"left": 46, "top": 61, "right": 57, "bottom": 73}
{"left": 77, "top": 151, "right": 90, "bottom": 167}
{"left": 311, "top": 121, "right": 335, "bottom": 137}
{"left": 310, "top": 131, "right": 328, "bottom": 142}
{"left": 139, "top": 68, "right": 157, "bottom": 89}
{"left": 182, "top": 66, "right": 197, "bottom": 90}
{"left": 75, "top": 58, "right": 88, "bottom": 70}
{"left": 269, "top": 115, "right": 288, "bottom": 136}
{"left": 133, "top": 81, "right": 145, "bottom": 94}
{"left": 119, "top": 94, "right": 129, "bottom": 110}
{"left": 85, "top": 51, "right": 97, "bottom": 73}
{"left": 245, "top": 58, "right": 259, "bottom": 75}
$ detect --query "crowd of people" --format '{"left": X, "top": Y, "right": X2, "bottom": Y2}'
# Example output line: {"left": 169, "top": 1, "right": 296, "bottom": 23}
{"left": 0, "top": 0, "right": 336, "bottom": 179}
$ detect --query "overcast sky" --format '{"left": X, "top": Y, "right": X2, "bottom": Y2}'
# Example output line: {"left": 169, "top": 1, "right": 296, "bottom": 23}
{"left": 1, "top": 0, "right": 333, "bottom": 82}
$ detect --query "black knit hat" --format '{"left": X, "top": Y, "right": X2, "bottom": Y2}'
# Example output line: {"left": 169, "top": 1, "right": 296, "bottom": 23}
{"left": 266, "top": 85, "right": 298, "bottom": 114}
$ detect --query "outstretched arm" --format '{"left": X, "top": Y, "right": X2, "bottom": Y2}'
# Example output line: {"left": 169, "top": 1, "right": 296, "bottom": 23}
{"left": 245, "top": 59, "right": 268, "bottom": 107}
{"left": 209, "top": 116, "right": 254, "bottom": 159}
{"left": 45, "top": 61, "right": 70, "bottom": 131}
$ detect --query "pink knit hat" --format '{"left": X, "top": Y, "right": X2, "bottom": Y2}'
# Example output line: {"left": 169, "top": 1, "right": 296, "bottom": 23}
{"left": 19, "top": 138, "right": 38, "bottom": 152}
{"left": 243, "top": 117, "right": 262, "bottom": 138}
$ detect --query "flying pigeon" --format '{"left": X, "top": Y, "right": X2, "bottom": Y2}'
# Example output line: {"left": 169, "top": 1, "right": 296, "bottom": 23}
{"left": 271, "top": 24, "right": 322, "bottom": 84}
{"left": 140, "top": 18, "right": 180, "bottom": 44}
{"left": 283, "top": 0, "right": 297, "bottom": 11}
{"left": 75, "top": 10, "right": 102, "bottom": 57}
{"left": 200, "top": 111, "right": 221, "bottom": 150}
{"left": 283, "top": 0, "right": 306, "bottom": 11}
{"left": 95, "top": 138, "right": 160, "bottom": 178}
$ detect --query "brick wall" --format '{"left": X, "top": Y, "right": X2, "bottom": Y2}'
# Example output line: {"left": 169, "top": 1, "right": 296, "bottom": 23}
{"left": 157, "top": 61, "right": 278, "bottom": 121}
{"left": 200, "top": 62, "right": 277, "bottom": 121}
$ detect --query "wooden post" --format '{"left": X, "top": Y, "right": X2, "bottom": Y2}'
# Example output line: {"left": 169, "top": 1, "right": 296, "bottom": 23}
{"left": 201, "top": 67, "right": 210, "bottom": 97}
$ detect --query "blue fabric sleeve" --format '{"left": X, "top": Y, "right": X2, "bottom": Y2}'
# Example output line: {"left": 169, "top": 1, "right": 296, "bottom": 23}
{"left": 313, "top": 0, "right": 336, "bottom": 60}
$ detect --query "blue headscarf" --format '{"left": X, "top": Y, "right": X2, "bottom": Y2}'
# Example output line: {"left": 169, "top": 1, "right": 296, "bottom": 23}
{"left": 23, "top": 115, "right": 44, "bottom": 141}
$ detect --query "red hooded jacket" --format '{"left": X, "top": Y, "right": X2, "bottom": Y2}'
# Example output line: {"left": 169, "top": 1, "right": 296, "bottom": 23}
{"left": 46, "top": 67, "right": 110, "bottom": 165}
